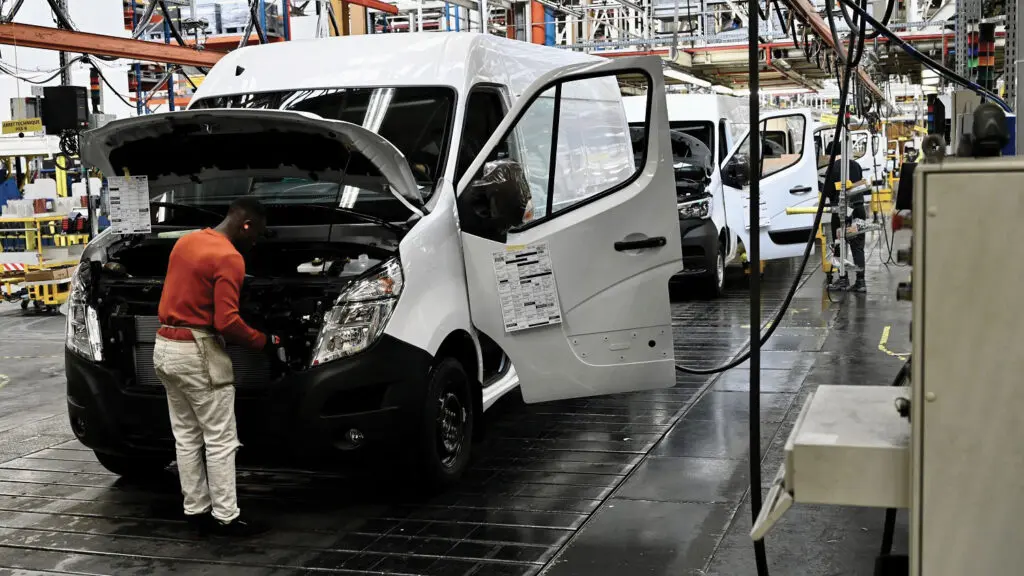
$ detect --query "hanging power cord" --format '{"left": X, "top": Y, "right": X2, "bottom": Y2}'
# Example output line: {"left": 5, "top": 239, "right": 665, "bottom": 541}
{"left": 673, "top": 2, "right": 868, "bottom": 376}
{"left": 86, "top": 58, "right": 138, "bottom": 109}
{"left": 837, "top": 0, "right": 1011, "bottom": 111}
{"left": 0, "top": 55, "right": 84, "bottom": 84}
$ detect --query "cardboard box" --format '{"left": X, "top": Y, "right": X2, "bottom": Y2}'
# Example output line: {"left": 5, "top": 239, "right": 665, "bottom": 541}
{"left": 24, "top": 266, "right": 72, "bottom": 283}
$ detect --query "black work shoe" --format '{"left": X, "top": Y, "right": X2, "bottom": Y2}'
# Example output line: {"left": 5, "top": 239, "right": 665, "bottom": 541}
{"left": 850, "top": 280, "right": 867, "bottom": 293}
{"left": 209, "top": 513, "right": 269, "bottom": 538}
{"left": 185, "top": 510, "right": 215, "bottom": 534}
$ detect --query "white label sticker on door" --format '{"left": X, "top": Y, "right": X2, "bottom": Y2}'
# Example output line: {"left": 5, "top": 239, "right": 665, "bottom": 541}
{"left": 107, "top": 176, "right": 152, "bottom": 235}
{"left": 492, "top": 242, "right": 563, "bottom": 333}
{"left": 743, "top": 195, "right": 770, "bottom": 230}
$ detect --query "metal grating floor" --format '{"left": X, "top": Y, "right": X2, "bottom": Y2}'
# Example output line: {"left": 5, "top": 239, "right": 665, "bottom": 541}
{"left": 0, "top": 269, "right": 806, "bottom": 575}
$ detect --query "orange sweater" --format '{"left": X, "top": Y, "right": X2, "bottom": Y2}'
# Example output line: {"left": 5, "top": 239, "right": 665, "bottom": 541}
{"left": 157, "top": 228, "right": 266, "bottom": 350}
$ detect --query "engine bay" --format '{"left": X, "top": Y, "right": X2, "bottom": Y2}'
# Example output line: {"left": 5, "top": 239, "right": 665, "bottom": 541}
{"left": 93, "top": 233, "right": 396, "bottom": 376}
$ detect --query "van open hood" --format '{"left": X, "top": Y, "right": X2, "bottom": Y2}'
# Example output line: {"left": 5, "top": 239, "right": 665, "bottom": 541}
{"left": 80, "top": 108, "right": 424, "bottom": 213}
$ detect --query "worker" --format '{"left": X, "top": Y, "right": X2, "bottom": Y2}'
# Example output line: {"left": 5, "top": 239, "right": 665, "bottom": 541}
{"left": 152, "top": 197, "right": 278, "bottom": 537}
{"left": 821, "top": 140, "right": 867, "bottom": 292}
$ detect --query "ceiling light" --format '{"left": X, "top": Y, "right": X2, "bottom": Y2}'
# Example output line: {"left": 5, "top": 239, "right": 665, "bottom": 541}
{"left": 663, "top": 68, "right": 712, "bottom": 88}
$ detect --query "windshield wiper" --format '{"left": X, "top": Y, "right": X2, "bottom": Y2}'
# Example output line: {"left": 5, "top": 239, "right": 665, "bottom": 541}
{"left": 310, "top": 204, "right": 407, "bottom": 235}
{"left": 150, "top": 201, "right": 224, "bottom": 220}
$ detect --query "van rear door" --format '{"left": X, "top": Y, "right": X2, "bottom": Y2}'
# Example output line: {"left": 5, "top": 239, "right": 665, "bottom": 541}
{"left": 454, "top": 56, "right": 682, "bottom": 404}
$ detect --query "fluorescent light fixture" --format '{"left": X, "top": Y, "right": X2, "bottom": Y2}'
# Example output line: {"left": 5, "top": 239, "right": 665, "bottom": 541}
{"left": 712, "top": 85, "right": 736, "bottom": 95}
{"left": 663, "top": 69, "right": 712, "bottom": 88}
{"left": 761, "top": 87, "right": 814, "bottom": 94}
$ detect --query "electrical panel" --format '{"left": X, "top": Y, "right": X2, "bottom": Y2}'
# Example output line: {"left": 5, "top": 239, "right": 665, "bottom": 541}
{"left": 911, "top": 159, "right": 1024, "bottom": 575}
{"left": 41, "top": 86, "right": 89, "bottom": 133}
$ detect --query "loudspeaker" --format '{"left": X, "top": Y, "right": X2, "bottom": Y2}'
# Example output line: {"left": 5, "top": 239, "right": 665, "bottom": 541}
{"left": 41, "top": 86, "right": 89, "bottom": 133}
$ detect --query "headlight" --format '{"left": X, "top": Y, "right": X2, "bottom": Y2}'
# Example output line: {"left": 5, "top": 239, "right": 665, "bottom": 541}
{"left": 679, "top": 196, "right": 712, "bottom": 219}
{"left": 311, "top": 258, "right": 403, "bottom": 366}
{"left": 65, "top": 263, "right": 103, "bottom": 362}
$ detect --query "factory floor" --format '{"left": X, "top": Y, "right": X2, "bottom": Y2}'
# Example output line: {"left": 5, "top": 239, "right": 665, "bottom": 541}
{"left": 0, "top": 231, "right": 911, "bottom": 576}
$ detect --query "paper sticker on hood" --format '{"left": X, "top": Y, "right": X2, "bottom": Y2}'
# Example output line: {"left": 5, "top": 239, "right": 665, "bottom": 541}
{"left": 80, "top": 108, "right": 424, "bottom": 214}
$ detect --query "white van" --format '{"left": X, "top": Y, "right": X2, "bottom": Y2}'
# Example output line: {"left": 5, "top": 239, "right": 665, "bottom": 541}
{"left": 68, "top": 33, "right": 682, "bottom": 489}
{"left": 813, "top": 124, "right": 887, "bottom": 186}
{"left": 626, "top": 94, "right": 822, "bottom": 292}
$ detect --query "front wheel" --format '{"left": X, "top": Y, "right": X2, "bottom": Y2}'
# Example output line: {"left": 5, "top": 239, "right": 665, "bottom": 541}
{"left": 415, "top": 358, "right": 475, "bottom": 492}
{"left": 94, "top": 451, "right": 169, "bottom": 480}
{"left": 701, "top": 243, "right": 726, "bottom": 298}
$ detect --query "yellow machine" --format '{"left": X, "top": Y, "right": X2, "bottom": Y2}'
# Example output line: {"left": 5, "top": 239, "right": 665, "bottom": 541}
{"left": 786, "top": 180, "right": 874, "bottom": 284}
{"left": 0, "top": 214, "right": 87, "bottom": 311}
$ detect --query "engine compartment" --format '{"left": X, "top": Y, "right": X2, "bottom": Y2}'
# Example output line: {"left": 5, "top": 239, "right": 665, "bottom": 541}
{"left": 93, "top": 233, "right": 395, "bottom": 377}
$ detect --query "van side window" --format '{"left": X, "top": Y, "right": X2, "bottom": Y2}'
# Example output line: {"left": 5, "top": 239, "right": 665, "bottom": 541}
{"left": 455, "top": 88, "right": 508, "bottom": 183}
{"left": 458, "top": 71, "right": 646, "bottom": 239}
{"left": 509, "top": 74, "right": 640, "bottom": 221}
{"left": 722, "top": 114, "right": 806, "bottom": 181}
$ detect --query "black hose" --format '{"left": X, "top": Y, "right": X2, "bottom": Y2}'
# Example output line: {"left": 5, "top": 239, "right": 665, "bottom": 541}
{"left": 675, "top": 0, "right": 865, "bottom": 376}
{"left": 746, "top": 0, "right": 769, "bottom": 573}
{"left": 157, "top": 1, "right": 188, "bottom": 47}
{"left": 837, "top": 0, "right": 1011, "bottom": 111}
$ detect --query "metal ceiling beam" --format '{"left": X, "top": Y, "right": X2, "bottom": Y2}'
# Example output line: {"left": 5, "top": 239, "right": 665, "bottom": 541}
{"left": 0, "top": 22, "right": 222, "bottom": 66}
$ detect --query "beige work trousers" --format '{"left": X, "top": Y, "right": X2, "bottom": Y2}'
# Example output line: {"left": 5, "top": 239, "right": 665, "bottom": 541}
{"left": 153, "top": 335, "right": 241, "bottom": 523}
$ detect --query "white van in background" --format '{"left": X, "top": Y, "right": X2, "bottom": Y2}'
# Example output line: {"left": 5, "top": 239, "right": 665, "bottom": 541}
{"left": 626, "top": 94, "right": 822, "bottom": 296}
{"left": 814, "top": 125, "right": 887, "bottom": 180}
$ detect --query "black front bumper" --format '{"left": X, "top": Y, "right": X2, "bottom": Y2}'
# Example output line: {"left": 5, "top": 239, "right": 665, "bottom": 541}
{"left": 674, "top": 218, "right": 718, "bottom": 279}
{"left": 66, "top": 335, "right": 433, "bottom": 461}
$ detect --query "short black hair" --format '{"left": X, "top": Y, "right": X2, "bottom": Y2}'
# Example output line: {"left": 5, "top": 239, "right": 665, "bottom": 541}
{"left": 228, "top": 196, "right": 266, "bottom": 221}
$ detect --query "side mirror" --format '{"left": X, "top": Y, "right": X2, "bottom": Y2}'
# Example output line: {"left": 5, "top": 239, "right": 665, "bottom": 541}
{"left": 458, "top": 159, "right": 531, "bottom": 242}
{"left": 722, "top": 157, "right": 751, "bottom": 188}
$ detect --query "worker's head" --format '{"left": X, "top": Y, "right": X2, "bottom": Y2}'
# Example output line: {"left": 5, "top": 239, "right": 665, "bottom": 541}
{"left": 222, "top": 197, "right": 266, "bottom": 253}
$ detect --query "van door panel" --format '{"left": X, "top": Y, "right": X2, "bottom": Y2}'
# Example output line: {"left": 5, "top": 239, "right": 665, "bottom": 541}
{"left": 720, "top": 110, "right": 817, "bottom": 261}
{"left": 455, "top": 56, "right": 681, "bottom": 404}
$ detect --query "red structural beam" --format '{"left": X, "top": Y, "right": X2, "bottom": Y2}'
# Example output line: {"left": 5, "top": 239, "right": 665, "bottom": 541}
{"left": 358, "top": 0, "right": 400, "bottom": 14}
{"left": 0, "top": 22, "right": 222, "bottom": 67}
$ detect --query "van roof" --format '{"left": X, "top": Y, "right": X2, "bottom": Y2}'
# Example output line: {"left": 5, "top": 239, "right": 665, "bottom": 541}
{"left": 192, "top": 33, "right": 602, "bottom": 103}
{"left": 623, "top": 93, "right": 745, "bottom": 124}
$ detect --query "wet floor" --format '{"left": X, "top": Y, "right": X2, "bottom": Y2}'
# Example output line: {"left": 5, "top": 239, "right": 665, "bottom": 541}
{"left": 0, "top": 236, "right": 912, "bottom": 575}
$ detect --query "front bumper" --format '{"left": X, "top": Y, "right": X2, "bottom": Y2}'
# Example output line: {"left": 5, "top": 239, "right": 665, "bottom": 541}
{"left": 674, "top": 218, "right": 718, "bottom": 278}
{"left": 66, "top": 334, "right": 433, "bottom": 461}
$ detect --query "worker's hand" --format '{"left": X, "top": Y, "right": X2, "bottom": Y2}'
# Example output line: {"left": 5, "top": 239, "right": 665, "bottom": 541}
{"left": 264, "top": 334, "right": 286, "bottom": 364}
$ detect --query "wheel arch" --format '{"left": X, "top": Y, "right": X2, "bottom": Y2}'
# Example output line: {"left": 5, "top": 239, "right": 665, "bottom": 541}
{"left": 433, "top": 330, "right": 484, "bottom": 436}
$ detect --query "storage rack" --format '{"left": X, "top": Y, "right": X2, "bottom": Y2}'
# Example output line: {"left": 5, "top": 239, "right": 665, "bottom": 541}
{"left": 0, "top": 214, "right": 88, "bottom": 311}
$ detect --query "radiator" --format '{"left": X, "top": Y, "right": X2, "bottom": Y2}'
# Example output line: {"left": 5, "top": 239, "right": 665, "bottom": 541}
{"left": 132, "top": 316, "right": 271, "bottom": 387}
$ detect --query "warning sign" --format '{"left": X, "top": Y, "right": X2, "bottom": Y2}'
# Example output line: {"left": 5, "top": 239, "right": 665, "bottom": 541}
{"left": 2, "top": 118, "right": 43, "bottom": 135}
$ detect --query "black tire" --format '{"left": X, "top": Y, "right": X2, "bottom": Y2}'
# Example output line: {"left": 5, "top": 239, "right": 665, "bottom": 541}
{"left": 415, "top": 358, "right": 475, "bottom": 492}
{"left": 20, "top": 299, "right": 28, "bottom": 310}
{"left": 94, "top": 451, "right": 169, "bottom": 479}
{"left": 701, "top": 242, "right": 726, "bottom": 298}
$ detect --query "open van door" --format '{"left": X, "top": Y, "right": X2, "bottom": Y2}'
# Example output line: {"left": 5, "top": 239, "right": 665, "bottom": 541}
{"left": 454, "top": 56, "right": 681, "bottom": 404}
{"left": 720, "top": 109, "right": 817, "bottom": 260}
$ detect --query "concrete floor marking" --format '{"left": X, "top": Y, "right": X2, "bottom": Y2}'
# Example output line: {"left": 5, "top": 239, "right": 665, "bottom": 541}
{"left": 878, "top": 325, "right": 909, "bottom": 360}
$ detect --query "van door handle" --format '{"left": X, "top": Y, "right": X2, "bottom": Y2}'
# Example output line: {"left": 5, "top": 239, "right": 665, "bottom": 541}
{"left": 790, "top": 186, "right": 813, "bottom": 195}
{"left": 615, "top": 237, "right": 667, "bottom": 251}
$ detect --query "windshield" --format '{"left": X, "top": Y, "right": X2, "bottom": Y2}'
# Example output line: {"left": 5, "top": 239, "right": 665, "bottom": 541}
{"left": 192, "top": 86, "right": 455, "bottom": 193}
{"left": 630, "top": 120, "right": 713, "bottom": 172}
